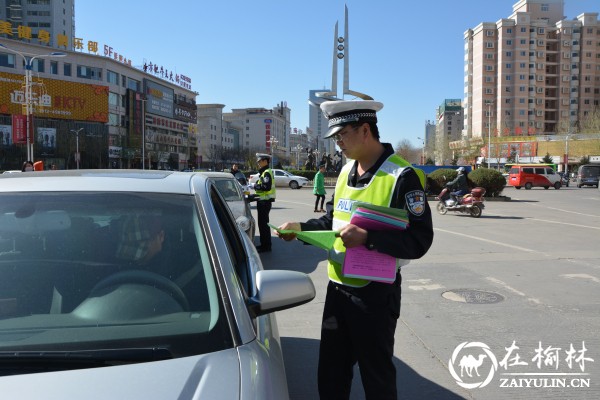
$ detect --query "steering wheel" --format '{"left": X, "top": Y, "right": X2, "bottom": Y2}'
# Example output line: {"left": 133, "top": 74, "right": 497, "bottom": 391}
{"left": 90, "top": 270, "right": 190, "bottom": 311}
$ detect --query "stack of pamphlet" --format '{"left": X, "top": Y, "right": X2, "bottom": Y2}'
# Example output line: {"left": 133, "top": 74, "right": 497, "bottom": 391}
{"left": 342, "top": 203, "right": 409, "bottom": 283}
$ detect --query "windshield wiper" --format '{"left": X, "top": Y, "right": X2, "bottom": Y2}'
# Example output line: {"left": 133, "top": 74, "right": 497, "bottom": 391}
{"left": 0, "top": 347, "right": 173, "bottom": 371}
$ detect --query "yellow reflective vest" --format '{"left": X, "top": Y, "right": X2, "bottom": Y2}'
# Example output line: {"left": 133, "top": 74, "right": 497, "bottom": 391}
{"left": 327, "top": 154, "right": 424, "bottom": 287}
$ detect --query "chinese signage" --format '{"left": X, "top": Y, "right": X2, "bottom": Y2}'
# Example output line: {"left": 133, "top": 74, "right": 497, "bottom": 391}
{"left": 144, "top": 80, "right": 174, "bottom": 119}
{"left": 0, "top": 71, "right": 108, "bottom": 122}
{"left": 1, "top": 20, "right": 192, "bottom": 90}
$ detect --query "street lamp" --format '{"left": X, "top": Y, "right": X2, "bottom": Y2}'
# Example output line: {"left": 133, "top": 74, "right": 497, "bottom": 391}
{"left": 70, "top": 128, "right": 84, "bottom": 170}
{"left": 0, "top": 43, "right": 66, "bottom": 161}
{"left": 486, "top": 101, "right": 494, "bottom": 168}
{"left": 294, "top": 144, "right": 303, "bottom": 169}
{"left": 268, "top": 136, "right": 278, "bottom": 169}
{"left": 417, "top": 136, "right": 425, "bottom": 164}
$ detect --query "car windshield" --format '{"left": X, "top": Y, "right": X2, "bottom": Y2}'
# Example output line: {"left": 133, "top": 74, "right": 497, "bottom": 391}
{"left": 0, "top": 192, "right": 232, "bottom": 359}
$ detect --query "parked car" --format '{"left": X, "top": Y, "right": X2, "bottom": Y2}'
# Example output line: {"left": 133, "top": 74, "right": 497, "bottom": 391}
{"left": 576, "top": 164, "right": 600, "bottom": 188}
{"left": 249, "top": 169, "right": 309, "bottom": 189}
{"left": 0, "top": 170, "right": 315, "bottom": 399}
{"left": 204, "top": 172, "right": 256, "bottom": 239}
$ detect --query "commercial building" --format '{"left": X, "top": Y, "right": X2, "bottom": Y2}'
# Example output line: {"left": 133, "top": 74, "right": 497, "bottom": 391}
{"left": 0, "top": 37, "right": 197, "bottom": 170}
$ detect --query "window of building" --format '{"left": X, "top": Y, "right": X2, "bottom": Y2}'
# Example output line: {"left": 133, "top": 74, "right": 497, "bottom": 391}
{"left": 505, "top": 87, "right": 511, "bottom": 93}
{"left": 107, "top": 70, "right": 119, "bottom": 85}
{"left": 506, "top": 75, "right": 511, "bottom": 81}
{"left": 50, "top": 61, "right": 58, "bottom": 75}
{"left": 506, "top": 51, "right": 512, "bottom": 57}
{"left": 486, "top": 42, "right": 494, "bottom": 48}
{"left": 27, "top": 58, "right": 45, "bottom": 73}
{"left": 521, "top": 39, "right": 527, "bottom": 45}
{"left": 537, "top": 40, "right": 544, "bottom": 46}
{"left": 126, "top": 78, "right": 140, "bottom": 91}
{"left": 506, "top": 39, "right": 512, "bottom": 45}
{"left": 507, "top": 28, "right": 512, "bottom": 34}
{"left": 541, "top": 4, "right": 549, "bottom": 12}
{"left": 521, "top": 27, "right": 527, "bottom": 33}
{"left": 520, "top": 51, "right": 527, "bottom": 56}
{"left": 108, "top": 113, "right": 119, "bottom": 126}
{"left": 109, "top": 92, "right": 120, "bottom": 107}
{"left": 63, "top": 63, "right": 71, "bottom": 76}
{"left": 519, "top": 74, "right": 526, "bottom": 80}
{"left": 486, "top": 53, "right": 494, "bottom": 59}
{"left": 538, "top": 27, "right": 545, "bottom": 34}
{"left": 0, "top": 53, "right": 15, "bottom": 68}
{"left": 519, "top": 86, "right": 526, "bottom": 92}
{"left": 77, "top": 65, "right": 102, "bottom": 80}
{"left": 506, "top": 63, "right": 512, "bottom": 69}
{"left": 520, "top": 98, "right": 526, "bottom": 104}
{"left": 486, "top": 30, "right": 494, "bottom": 37}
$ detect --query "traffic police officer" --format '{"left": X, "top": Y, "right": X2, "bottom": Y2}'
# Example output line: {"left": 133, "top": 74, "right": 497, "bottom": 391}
{"left": 277, "top": 100, "right": 434, "bottom": 399}
{"left": 254, "top": 153, "right": 276, "bottom": 253}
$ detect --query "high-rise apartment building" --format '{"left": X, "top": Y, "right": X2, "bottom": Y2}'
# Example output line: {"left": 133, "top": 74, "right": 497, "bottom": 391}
{"left": 0, "top": 0, "right": 75, "bottom": 49}
{"left": 463, "top": 0, "right": 599, "bottom": 141}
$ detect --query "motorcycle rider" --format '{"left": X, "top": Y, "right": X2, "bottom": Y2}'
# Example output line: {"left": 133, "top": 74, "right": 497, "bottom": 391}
{"left": 446, "top": 167, "right": 469, "bottom": 204}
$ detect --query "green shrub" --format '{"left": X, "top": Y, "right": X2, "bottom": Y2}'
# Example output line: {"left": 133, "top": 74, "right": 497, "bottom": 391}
{"left": 469, "top": 168, "right": 506, "bottom": 197}
{"left": 426, "top": 168, "right": 506, "bottom": 197}
{"left": 427, "top": 169, "right": 457, "bottom": 195}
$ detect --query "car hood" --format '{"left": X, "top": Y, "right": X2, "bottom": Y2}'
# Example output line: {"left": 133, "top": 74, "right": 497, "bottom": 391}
{"left": 0, "top": 349, "right": 241, "bottom": 400}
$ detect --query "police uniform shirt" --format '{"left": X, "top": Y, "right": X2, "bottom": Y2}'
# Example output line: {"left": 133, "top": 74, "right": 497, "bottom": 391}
{"left": 254, "top": 164, "right": 273, "bottom": 193}
{"left": 300, "top": 143, "right": 433, "bottom": 260}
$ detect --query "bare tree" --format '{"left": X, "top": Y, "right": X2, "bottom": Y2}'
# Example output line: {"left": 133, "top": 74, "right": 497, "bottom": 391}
{"left": 394, "top": 139, "right": 420, "bottom": 163}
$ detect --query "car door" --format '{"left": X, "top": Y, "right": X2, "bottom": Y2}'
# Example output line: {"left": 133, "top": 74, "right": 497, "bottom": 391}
{"left": 274, "top": 170, "right": 286, "bottom": 187}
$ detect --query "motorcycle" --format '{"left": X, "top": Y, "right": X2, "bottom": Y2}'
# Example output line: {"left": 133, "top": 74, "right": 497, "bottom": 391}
{"left": 436, "top": 186, "right": 486, "bottom": 218}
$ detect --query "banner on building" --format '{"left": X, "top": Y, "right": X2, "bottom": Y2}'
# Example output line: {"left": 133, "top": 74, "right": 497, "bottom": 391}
{"left": 11, "top": 114, "right": 27, "bottom": 144}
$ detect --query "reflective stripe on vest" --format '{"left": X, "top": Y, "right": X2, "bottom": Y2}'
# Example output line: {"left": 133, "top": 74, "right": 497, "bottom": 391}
{"left": 255, "top": 168, "right": 276, "bottom": 200}
{"left": 327, "top": 155, "right": 418, "bottom": 287}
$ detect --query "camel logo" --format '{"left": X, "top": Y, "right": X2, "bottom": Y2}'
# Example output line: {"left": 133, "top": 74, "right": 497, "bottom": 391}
{"left": 449, "top": 342, "right": 498, "bottom": 389}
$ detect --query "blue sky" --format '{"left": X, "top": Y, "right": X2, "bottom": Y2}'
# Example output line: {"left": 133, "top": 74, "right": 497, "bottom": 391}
{"left": 76, "top": 0, "right": 596, "bottom": 149}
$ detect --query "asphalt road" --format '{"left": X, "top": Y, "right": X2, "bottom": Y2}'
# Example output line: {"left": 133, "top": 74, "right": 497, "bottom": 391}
{"left": 253, "top": 184, "right": 600, "bottom": 400}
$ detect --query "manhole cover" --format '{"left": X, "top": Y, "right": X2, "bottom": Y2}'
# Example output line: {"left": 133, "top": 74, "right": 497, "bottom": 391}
{"left": 442, "top": 289, "right": 504, "bottom": 304}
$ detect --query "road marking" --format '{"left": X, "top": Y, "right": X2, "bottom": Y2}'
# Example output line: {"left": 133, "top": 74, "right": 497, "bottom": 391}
{"left": 560, "top": 273, "right": 600, "bottom": 284}
{"left": 486, "top": 277, "right": 541, "bottom": 304}
{"left": 435, "top": 227, "right": 543, "bottom": 254}
{"left": 516, "top": 201, "right": 600, "bottom": 218}
{"left": 524, "top": 217, "right": 600, "bottom": 230}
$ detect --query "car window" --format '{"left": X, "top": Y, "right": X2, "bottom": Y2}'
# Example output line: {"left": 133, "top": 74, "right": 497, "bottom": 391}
{"left": 535, "top": 168, "right": 545, "bottom": 174}
{"left": 0, "top": 192, "right": 232, "bottom": 358}
{"left": 545, "top": 168, "right": 554, "bottom": 175}
{"left": 509, "top": 168, "right": 518, "bottom": 174}
{"left": 275, "top": 170, "right": 284, "bottom": 177}
{"left": 523, "top": 168, "right": 534, "bottom": 173}
{"left": 213, "top": 178, "right": 242, "bottom": 201}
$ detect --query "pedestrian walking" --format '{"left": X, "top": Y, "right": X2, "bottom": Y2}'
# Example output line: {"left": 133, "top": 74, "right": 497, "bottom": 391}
{"left": 313, "top": 163, "right": 326, "bottom": 212}
{"left": 276, "top": 99, "right": 434, "bottom": 399}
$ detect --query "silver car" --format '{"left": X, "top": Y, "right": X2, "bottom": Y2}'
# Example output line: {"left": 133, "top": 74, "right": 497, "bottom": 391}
{"left": 249, "top": 169, "right": 309, "bottom": 189}
{"left": 0, "top": 170, "right": 315, "bottom": 399}
{"left": 205, "top": 172, "right": 256, "bottom": 239}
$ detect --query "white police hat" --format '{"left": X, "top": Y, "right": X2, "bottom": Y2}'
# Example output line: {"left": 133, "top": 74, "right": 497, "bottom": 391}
{"left": 320, "top": 100, "right": 384, "bottom": 138}
{"left": 256, "top": 153, "right": 271, "bottom": 162}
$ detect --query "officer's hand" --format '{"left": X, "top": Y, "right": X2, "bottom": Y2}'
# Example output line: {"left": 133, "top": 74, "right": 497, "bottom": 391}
{"left": 276, "top": 222, "right": 300, "bottom": 241}
{"left": 338, "top": 224, "right": 367, "bottom": 248}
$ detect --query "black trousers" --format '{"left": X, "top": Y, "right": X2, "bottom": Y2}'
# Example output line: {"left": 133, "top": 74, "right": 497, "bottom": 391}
{"left": 314, "top": 194, "right": 325, "bottom": 210}
{"left": 256, "top": 200, "right": 272, "bottom": 248}
{"left": 318, "top": 275, "right": 401, "bottom": 400}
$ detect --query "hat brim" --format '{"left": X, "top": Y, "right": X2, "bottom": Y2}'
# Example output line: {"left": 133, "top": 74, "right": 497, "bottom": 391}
{"left": 323, "top": 124, "right": 345, "bottom": 139}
